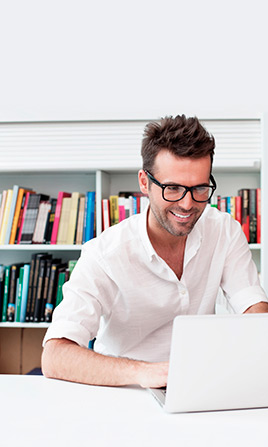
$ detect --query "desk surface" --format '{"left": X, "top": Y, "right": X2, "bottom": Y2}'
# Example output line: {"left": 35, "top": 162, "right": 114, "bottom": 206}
{"left": 1, "top": 375, "right": 268, "bottom": 447}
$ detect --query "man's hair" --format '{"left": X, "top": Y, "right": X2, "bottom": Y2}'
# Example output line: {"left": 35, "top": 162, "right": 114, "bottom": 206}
{"left": 141, "top": 115, "right": 215, "bottom": 173}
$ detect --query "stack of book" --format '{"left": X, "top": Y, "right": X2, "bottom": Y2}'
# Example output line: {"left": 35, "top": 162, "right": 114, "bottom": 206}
{"left": 0, "top": 256, "right": 77, "bottom": 323}
{"left": 0, "top": 186, "right": 96, "bottom": 245}
{"left": 211, "top": 188, "right": 261, "bottom": 244}
{"left": 102, "top": 192, "right": 149, "bottom": 230}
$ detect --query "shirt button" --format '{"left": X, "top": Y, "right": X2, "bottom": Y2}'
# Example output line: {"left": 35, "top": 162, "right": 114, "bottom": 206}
{"left": 180, "top": 290, "right": 186, "bottom": 295}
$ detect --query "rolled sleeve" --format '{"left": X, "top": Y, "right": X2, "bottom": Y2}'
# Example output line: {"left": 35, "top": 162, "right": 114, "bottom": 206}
{"left": 228, "top": 285, "right": 268, "bottom": 313}
{"left": 43, "top": 319, "right": 92, "bottom": 348}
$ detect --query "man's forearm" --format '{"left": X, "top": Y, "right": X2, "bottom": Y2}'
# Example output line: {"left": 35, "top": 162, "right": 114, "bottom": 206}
{"left": 244, "top": 301, "right": 268, "bottom": 313}
{"left": 41, "top": 338, "right": 169, "bottom": 388}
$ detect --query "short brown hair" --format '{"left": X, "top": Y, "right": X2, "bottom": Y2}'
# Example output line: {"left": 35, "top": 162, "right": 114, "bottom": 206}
{"left": 141, "top": 115, "right": 215, "bottom": 173}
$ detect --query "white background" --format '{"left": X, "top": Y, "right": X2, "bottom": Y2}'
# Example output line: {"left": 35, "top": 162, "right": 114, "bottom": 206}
{"left": 0, "top": 0, "right": 267, "bottom": 122}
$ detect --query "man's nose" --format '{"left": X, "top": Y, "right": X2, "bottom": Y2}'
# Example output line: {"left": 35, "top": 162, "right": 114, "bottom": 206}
{"left": 178, "top": 190, "right": 194, "bottom": 209}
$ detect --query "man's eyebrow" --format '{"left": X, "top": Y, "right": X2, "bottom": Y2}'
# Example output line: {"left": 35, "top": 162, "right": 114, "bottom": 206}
{"left": 163, "top": 180, "right": 210, "bottom": 186}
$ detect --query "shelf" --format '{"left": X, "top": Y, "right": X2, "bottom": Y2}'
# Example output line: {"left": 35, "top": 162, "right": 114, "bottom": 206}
{"left": 249, "top": 244, "right": 261, "bottom": 250}
{"left": 0, "top": 244, "right": 83, "bottom": 251}
{"left": 0, "top": 322, "right": 50, "bottom": 328}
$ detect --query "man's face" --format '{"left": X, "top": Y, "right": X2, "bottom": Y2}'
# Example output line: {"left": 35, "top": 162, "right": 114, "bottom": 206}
{"left": 139, "top": 150, "right": 212, "bottom": 238}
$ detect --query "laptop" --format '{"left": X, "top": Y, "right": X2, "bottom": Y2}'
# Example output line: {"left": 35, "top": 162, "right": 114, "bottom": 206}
{"left": 149, "top": 313, "right": 268, "bottom": 413}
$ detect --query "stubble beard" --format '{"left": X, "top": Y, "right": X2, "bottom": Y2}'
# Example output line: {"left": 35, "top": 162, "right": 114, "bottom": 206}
{"left": 150, "top": 203, "right": 204, "bottom": 238}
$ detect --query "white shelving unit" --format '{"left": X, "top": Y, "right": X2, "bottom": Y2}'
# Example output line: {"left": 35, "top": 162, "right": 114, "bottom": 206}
{"left": 0, "top": 115, "right": 266, "bottom": 373}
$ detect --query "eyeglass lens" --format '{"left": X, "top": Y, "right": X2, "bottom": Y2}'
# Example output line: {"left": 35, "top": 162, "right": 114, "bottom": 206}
{"left": 164, "top": 185, "right": 213, "bottom": 202}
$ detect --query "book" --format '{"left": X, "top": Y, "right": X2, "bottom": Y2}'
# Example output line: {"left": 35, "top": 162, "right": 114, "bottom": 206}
{"left": 20, "top": 193, "right": 50, "bottom": 244}
{"left": 0, "top": 190, "right": 8, "bottom": 234}
{"left": 239, "top": 189, "right": 250, "bottom": 242}
{"left": 101, "top": 198, "right": 110, "bottom": 231}
{"left": 5, "top": 185, "right": 32, "bottom": 245}
{"left": 39, "top": 258, "right": 61, "bottom": 322}
{"left": 33, "top": 258, "right": 48, "bottom": 322}
{"left": 44, "top": 260, "right": 63, "bottom": 322}
{"left": 14, "top": 277, "right": 20, "bottom": 321}
{"left": 68, "top": 259, "right": 77, "bottom": 276}
{"left": 43, "top": 198, "right": 57, "bottom": 243}
{"left": 55, "top": 270, "right": 67, "bottom": 308}
{"left": 19, "top": 264, "right": 30, "bottom": 322}
{"left": 56, "top": 197, "right": 72, "bottom": 244}
{"left": 0, "top": 189, "right": 13, "bottom": 244}
{"left": 29, "top": 253, "right": 51, "bottom": 321}
{"left": 16, "top": 191, "right": 35, "bottom": 244}
{"left": 118, "top": 197, "right": 126, "bottom": 222}
{"left": 140, "top": 195, "right": 149, "bottom": 212}
{"left": 0, "top": 265, "right": 5, "bottom": 321}
{"left": 249, "top": 189, "right": 257, "bottom": 244}
{"left": 15, "top": 266, "right": 25, "bottom": 322}
{"left": 4, "top": 185, "right": 20, "bottom": 244}
{"left": 7, "top": 263, "right": 23, "bottom": 322}
{"left": 84, "top": 191, "right": 96, "bottom": 242}
{"left": 66, "top": 192, "right": 84, "bottom": 245}
{"left": 75, "top": 196, "right": 86, "bottom": 244}
{"left": 257, "top": 188, "right": 261, "bottom": 244}
{"left": 235, "top": 195, "right": 242, "bottom": 224}
{"left": 32, "top": 200, "right": 52, "bottom": 244}
{"left": 25, "top": 253, "right": 46, "bottom": 321}
{"left": 109, "top": 195, "right": 119, "bottom": 226}
{"left": 1, "top": 266, "right": 11, "bottom": 322}
{"left": 9, "top": 188, "right": 33, "bottom": 244}
{"left": 50, "top": 191, "right": 71, "bottom": 244}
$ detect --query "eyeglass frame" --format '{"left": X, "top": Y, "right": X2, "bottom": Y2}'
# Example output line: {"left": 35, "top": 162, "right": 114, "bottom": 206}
{"left": 144, "top": 169, "right": 217, "bottom": 203}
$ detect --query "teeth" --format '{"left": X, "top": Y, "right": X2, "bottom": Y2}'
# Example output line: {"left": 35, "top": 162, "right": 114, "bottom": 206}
{"left": 172, "top": 212, "right": 190, "bottom": 219}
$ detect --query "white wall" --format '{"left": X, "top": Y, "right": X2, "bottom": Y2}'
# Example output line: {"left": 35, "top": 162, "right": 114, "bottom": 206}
{"left": 0, "top": 0, "right": 267, "bottom": 122}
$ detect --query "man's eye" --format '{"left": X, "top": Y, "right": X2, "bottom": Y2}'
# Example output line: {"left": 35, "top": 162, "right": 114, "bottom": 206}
{"left": 166, "top": 186, "right": 184, "bottom": 193}
{"left": 195, "top": 187, "right": 209, "bottom": 195}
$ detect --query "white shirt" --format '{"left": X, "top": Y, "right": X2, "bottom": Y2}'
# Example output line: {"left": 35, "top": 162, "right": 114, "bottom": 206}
{"left": 43, "top": 206, "right": 267, "bottom": 362}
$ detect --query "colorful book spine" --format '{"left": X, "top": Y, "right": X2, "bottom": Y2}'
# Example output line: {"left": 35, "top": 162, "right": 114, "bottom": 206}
{"left": 55, "top": 271, "right": 66, "bottom": 307}
{"left": 16, "top": 191, "right": 32, "bottom": 244}
{"left": 101, "top": 199, "right": 110, "bottom": 230}
{"left": 7, "top": 264, "right": 22, "bottom": 322}
{"left": 0, "top": 189, "right": 13, "bottom": 244}
{"left": 15, "top": 266, "right": 25, "bottom": 322}
{"left": 249, "top": 189, "right": 257, "bottom": 244}
{"left": 4, "top": 185, "right": 19, "bottom": 244}
{"left": 84, "top": 191, "right": 95, "bottom": 242}
{"left": 239, "top": 189, "right": 250, "bottom": 242}
{"left": 109, "top": 195, "right": 119, "bottom": 226}
{"left": 33, "top": 258, "right": 47, "bottom": 322}
{"left": 9, "top": 188, "right": 33, "bottom": 244}
{"left": 19, "top": 264, "right": 30, "bottom": 322}
{"left": 256, "top": 188, "right": 261, "bottom": 244}
{"left": 0, "top": 190, "right": 7, "bottom": 233}
{"left": 1, "top": 266, "right": 11, "bottom": 322}
{"left": 75, "top": 196, "right": 86, "bottom": 244}
{"left": 66, "top": 192, "right": 82, "bottom": 245}
{"left": 50, "top": 192, "right": 71, "bottom": 244}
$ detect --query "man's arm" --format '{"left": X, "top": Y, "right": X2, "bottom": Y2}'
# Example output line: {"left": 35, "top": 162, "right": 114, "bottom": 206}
{"left": 244, "top": 301, "right": 268, "bottom": 313}
{"left": 41, "top": 338, "right": 169, "bottom": 388}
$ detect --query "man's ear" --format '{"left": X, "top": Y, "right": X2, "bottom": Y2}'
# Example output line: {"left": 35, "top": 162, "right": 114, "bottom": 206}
{"left": 138, "top": 169, "right": 149, "bottom": 194}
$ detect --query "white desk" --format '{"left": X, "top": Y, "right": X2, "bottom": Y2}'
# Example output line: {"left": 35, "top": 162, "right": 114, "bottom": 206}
{"left": 1, "top": 375, "right": 268, "bottom": 447}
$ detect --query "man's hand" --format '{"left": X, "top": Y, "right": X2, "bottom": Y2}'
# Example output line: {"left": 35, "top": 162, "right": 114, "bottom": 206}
{"left": 42, "top": 338, "right": 169, "bottom": 388}
{"left": 137, "top": 361, "right": 169, "bottom": 389}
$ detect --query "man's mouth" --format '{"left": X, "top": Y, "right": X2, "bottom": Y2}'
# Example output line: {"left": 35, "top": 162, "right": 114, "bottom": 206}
{"left": 170, "top": 211, "right": 191, "bottom": 219}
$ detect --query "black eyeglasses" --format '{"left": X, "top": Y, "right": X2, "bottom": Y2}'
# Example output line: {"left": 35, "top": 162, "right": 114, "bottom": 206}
{"left": 144, "top": 170, "right": 217, "bottom": 203}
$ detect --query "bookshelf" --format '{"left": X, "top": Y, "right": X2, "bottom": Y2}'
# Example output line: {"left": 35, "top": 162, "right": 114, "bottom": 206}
{"left": 0, "top": 115, "right": 266, "bottom": 373}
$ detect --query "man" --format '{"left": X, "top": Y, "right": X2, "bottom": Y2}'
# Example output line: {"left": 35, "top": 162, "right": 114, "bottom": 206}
{"left": 42, "top": 115, "right": 268, "bottom": 387}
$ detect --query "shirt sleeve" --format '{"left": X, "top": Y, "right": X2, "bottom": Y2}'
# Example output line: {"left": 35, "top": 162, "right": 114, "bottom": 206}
{"left": 220, "top": 217, "right": 268, "bottom": 313}
{"left": 42, "top": 243, "right": 118, "bottom": 348}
